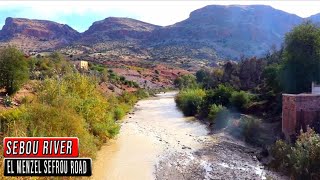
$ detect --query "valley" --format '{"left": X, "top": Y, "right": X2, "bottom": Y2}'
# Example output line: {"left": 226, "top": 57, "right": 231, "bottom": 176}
{"left": 1, "top": 3, "right": 320, "bottom": 180}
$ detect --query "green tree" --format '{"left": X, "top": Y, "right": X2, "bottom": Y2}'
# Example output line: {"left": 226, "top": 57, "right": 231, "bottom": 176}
{"left": 230, "top": 91, "right": 252, "bottom": 111}
{"left": 196, "top": 69, "right": 207, "bottom": 84}
{"left": 174, "top": 74, "right": 197, "bottom": 90}
{"left": 281, "top": 22, "right": 320, "bottom": 93}
{"left": 175, "top": 89, "right": 206, "bottom": 116}
{"left": 0, "top": 47, "right": 29, "bottom": 95}
{"left": 196, "top": 68, "right": 224, "bottom": 89}
{"left": 263, "top": 63, "right": 282, "bottom": 93}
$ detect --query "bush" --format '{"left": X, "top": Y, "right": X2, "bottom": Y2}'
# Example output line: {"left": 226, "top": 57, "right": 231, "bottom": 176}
{"left": 208, "top": 104, "right": 225, "bottom": 121}
{"left": 208, "top": 104, "right": 230, "bottom": 129}
{"left": 114, "top": 107, "right": 126, "bottom": 120}
{"left": 175, "top": 89, "right": 206, "bottom": 116}
{"left": 228, "top": 116, "right": 262, "bottom": 144}
{"left": 3, "top": 94, "right": 12, "bottom": 107}
{"left": 270, "top": 140, "right": 291, "bottom": 173}
{"left": 135, "top": 89, "right": 149, "bottom": 99}
{"left": 230, "top": 91, "right": 252, "bottom": 111}
{"left": 174, "top": 74, "right": 198, "bottom": 90}
{"left": 0, "top": 73, "right": 127, "bottom": 158}
{"left": 270, "top": 128, "right": 320, "bottom": 179}
{"left": 0, "top": 47, "right": 29, "bottom": 95}
{"left": 239, "top": 116, "right": 261, "bottom": 143}
{"left": 212, "top": 84, "right": 234, "bottom": 106}
{"left": 199, "top": 85, "right": 234, "bottom": 117}
{"left": 120, "top": 76, "right": 126, "bottom": 82}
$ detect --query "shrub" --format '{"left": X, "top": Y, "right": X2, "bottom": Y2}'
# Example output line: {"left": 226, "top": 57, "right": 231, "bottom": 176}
{"left": 208, "top": 104, "right": 230, "bottom": 129}
{"left": 208, "top": 104, "right": 225, "bottom": 121}
{"left": 199, "top": 85, "right": 234, "bottom": 117}
{"left": 239, "top": 116, "right": 261, "bottom": 143}
{"left": 3, "top": 94, "right": 12, "bottom": 107}
{"left": 175, "top": 89, "right": 206, "bottom": 116}
{"left": 135, "top": 89, "right": 149, "bottom": 99}
{"left": 212, "top": 84, "right": 234, "bottom": 106}
{"left": 270, "top": 128, "right": 320, "bottom": 179}
{"left": 270, "top": 140, "right": 292, "bottom": 173}
{"left": 120, "top": 76, "right": 126, "bottom": 82}
{"left": 0, "top": 47, "right": 29, "bottom": 95}
{"left": 174, "top": 74, "right": 198, "bottom": 90}
{"left": 114, "top": 107, "right": 126, "bottom": 120}
{"left": 0, "top": 108, "right": 28, "bottom": 136}
{"left": 132, "top": 81, "right": 139, "bottom": 88}
{"left": 119, "top": 92, "right": 138, "bottom": 106}
{"left": 230, "top": 91, "right": 252, "bottom": 111}
{"left": 0, "top": 73, "right": 124, "bottom": 158}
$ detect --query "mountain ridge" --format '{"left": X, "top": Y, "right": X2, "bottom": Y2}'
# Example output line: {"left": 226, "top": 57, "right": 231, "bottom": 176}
{"left": 0, "top": 17, "right": 80, "bottom": 51}
{"left": 0, "top": 5, "right": 319, "bottom": 60}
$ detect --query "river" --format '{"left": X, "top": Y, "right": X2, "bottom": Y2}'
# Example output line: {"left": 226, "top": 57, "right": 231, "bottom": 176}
{"left": 91, "top": 92, "right": 286, "bottom": 180}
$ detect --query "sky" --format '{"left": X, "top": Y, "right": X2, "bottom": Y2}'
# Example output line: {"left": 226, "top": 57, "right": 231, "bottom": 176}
{"left": 0, "top": 1, "right": 320, "bottom": 32}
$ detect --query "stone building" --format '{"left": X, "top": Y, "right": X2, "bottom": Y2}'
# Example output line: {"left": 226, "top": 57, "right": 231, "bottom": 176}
{"left": 282, "top": 83, "right": 320, "bottom": 141}
{"left": 72, "top": 61, "right": 88, "bottom": 71}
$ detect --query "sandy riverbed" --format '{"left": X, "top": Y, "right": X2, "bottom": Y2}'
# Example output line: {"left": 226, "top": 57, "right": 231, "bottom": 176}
{"left": 91, "top": 92, "right": 286, "bottom": 180}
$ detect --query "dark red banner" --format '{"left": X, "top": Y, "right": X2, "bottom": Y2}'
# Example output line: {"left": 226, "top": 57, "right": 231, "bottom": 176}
{"left": 3, "top": 137, "right": 79, "bottom": 157}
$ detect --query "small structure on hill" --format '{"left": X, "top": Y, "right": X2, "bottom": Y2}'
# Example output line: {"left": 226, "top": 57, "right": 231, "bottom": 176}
{"left": 72, "top": 61, "right": 88, "bottom": 71}
{"left": 282, "top": 82, "right": 320, "bottom": 141}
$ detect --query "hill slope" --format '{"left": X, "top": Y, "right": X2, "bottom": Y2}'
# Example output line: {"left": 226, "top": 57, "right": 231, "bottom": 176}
{"left": 79, "top": 17, "right": 160, "bottom": 44}
{"left": 0, "top": 17, "right": 80, "bottom": 52}
{"left": 0, "top": 5, "right": 314, "bottom": 61}
{"left": 308, "top": 13, "right": 320, "bottom": 23}
{"left": 147, "top": 5, "right": 302, "bottom": 60}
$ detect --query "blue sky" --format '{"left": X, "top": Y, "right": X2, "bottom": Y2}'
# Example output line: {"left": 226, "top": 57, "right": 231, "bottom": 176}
{"left": 1, "top": 1, "right": 320, "bottom": 32}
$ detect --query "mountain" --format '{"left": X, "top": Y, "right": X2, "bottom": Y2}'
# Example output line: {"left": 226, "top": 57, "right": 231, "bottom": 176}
{"left": 148, "top": 5, "right": 302, "bottom": 60}
{"left": 0, "top": 17, "right": 80, "bottom": 52}
{"left": 0, "top": 5, "right": 314, "bottom": 61}
{"left": 308, "top": 13, "right": 320, "bottom": 23}
{"left": 79, "top": 17, "right": 160, "bottom": 44}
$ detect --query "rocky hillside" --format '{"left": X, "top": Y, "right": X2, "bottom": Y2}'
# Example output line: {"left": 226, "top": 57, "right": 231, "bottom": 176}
{"left": 148, "top": 5, "right": 302, "bottom": 60}
{"left": 308, "top": 13, "right": 320, "bottom": 23}
{"left": 0, "top": 5, "right": 318, "bottom": 61}
{"left": 0, "top": 17, "right": 80, "bottom": 52}
{"left": 79, "top": 17, "right": 159, "bottom": 44}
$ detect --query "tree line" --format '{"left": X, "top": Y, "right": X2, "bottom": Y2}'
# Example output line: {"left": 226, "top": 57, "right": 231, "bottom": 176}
{"left": 174, "top": 21, "right": 320, "bottom": 178}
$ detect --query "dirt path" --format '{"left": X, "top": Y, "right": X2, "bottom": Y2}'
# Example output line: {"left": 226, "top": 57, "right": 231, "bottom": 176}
{"left": 92, "top": 92, "right": 286, "bottom": 180}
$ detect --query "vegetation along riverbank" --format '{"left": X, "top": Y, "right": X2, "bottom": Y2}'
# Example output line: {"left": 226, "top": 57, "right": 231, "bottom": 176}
{"left": 174, "top": 22, "right": 320, "bottom": 179}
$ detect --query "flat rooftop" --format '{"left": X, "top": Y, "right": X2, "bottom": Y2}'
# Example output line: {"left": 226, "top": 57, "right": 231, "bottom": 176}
{"left": 283, "top": 93, "right": 320, "bottom": 97}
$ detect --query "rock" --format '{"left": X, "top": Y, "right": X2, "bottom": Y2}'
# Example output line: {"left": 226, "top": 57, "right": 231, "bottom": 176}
{"left": 80, "top": 17, "right": 159, "bottom": 44}
{"left": 0, "top": 17, "right": 80, "bottom": 50}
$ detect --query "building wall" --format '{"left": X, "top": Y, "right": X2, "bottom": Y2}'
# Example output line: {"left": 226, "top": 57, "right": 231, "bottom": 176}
{"left": 282, "top": 94, "right": 320, "bottom": 140}
{"left": 312, "top": 82, "right": 320, "bottom": 94}
{"left": 73, "top": 61, "right": 88, "bottom": 71}
{"left": 282, "top": 95, "right": 297, "bottom": 139}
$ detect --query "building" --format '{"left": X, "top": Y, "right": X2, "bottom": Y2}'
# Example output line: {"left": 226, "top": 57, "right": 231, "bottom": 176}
{"left": 282, "top": 83, "right": 320, "bottom": 141}
{"left": 72, "top": 61, "right": 88, "bottom": 71}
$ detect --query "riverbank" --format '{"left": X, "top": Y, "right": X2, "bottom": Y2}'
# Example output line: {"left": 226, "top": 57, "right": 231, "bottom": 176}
{"left": 156, "top": 131, "right": 287, "bottom": 180}
{"left": 92, "top": 92, "right": 286, "bottom": 180}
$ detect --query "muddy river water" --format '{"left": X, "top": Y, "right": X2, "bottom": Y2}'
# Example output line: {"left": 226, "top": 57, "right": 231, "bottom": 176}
{"left": 92, "top": 92, "right": 285, "bottom": 180}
